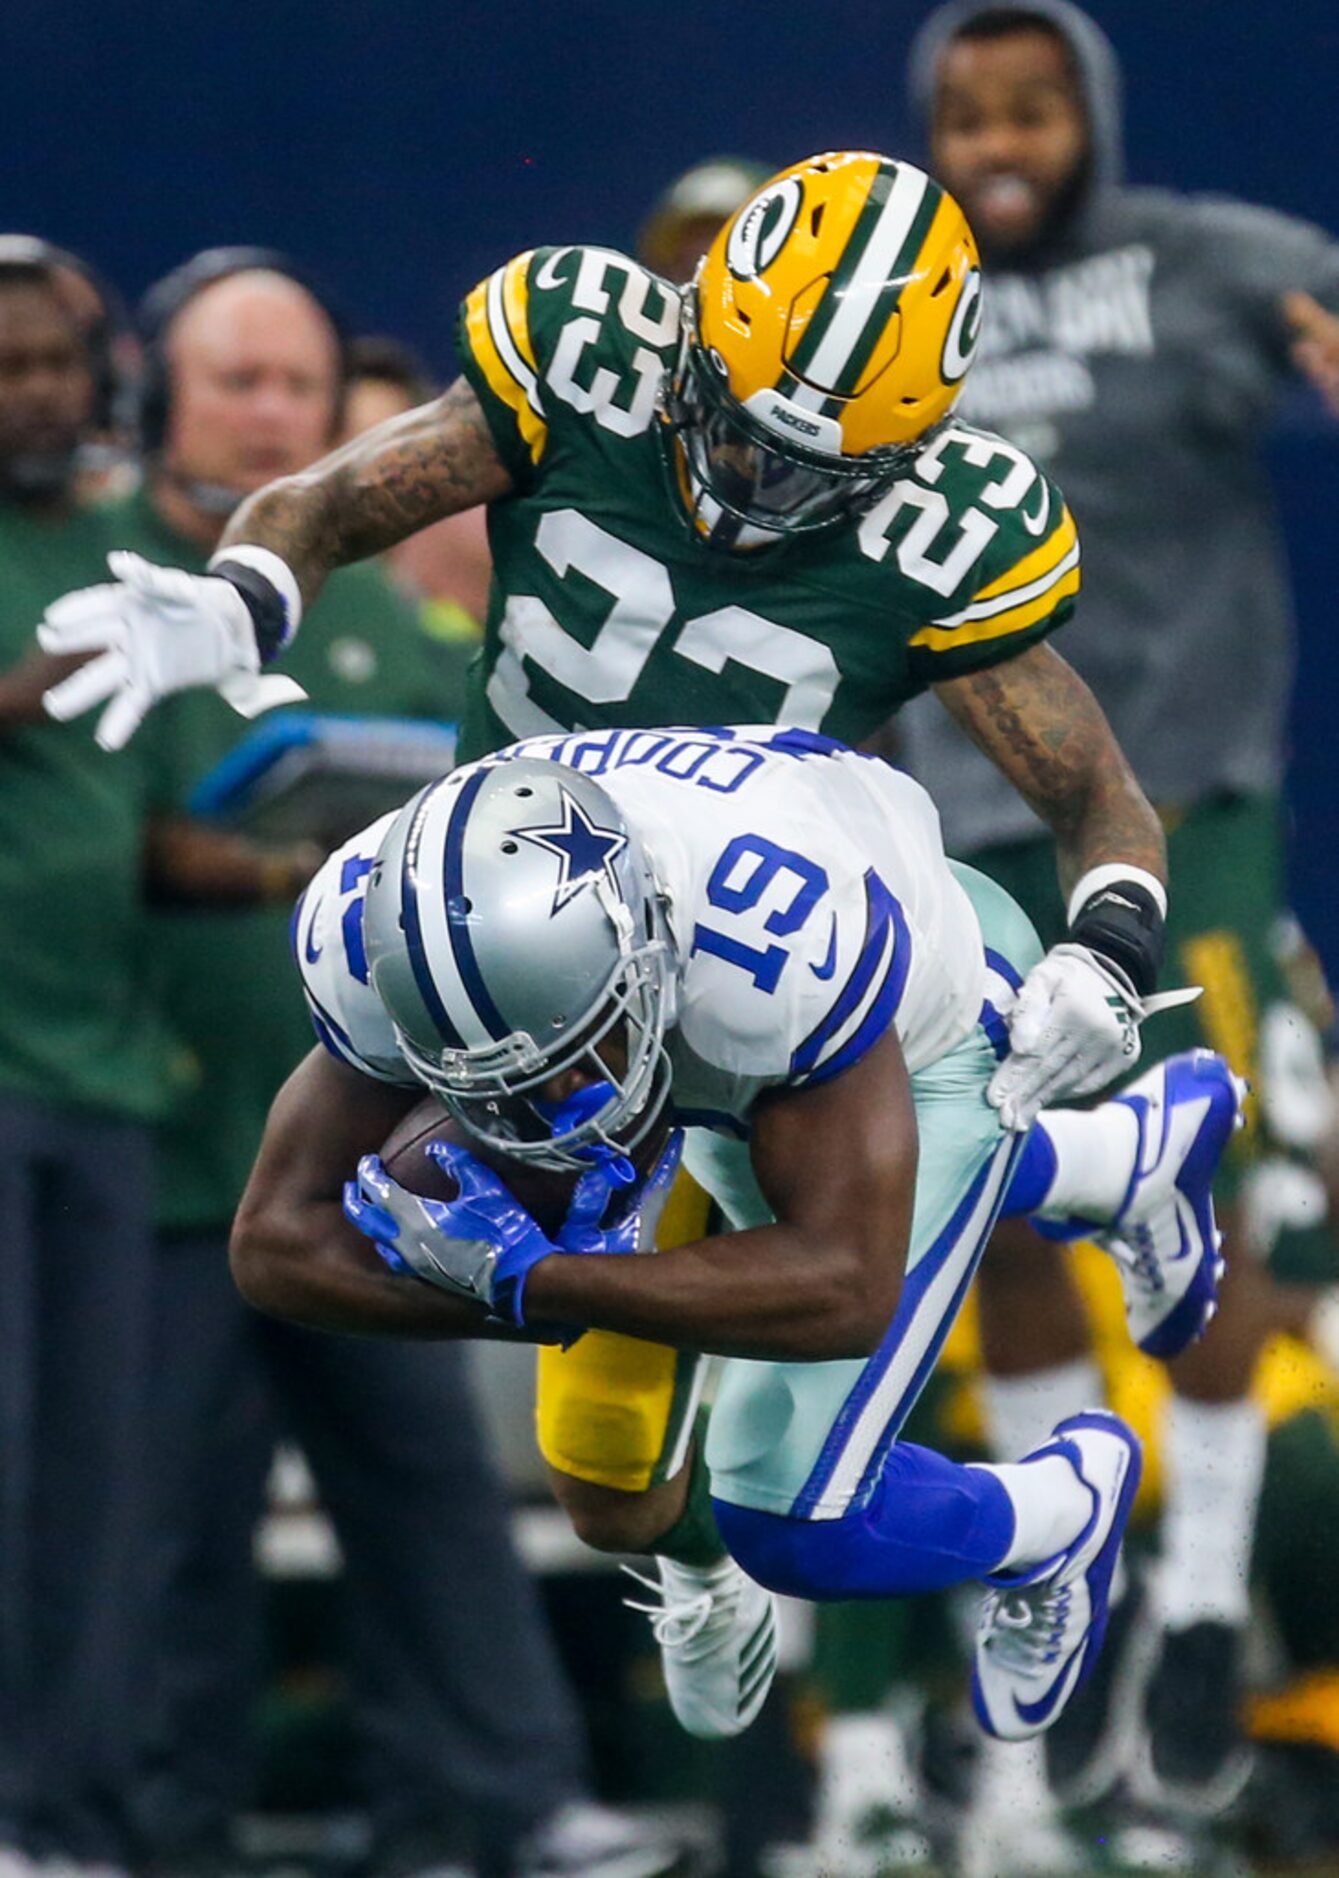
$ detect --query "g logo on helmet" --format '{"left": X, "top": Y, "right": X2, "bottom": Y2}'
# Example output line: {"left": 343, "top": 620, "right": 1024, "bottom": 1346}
{"left": 941, "top": 268, "right": 983, "bottom": 383}
{"left": 726, "top": 179, "right": 803, "bottom": 281}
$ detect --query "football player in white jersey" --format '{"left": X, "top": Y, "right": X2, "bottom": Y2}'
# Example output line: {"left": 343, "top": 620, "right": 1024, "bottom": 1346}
{"left": 35, "top": 153, "right": 1202, "bottom": 1749}
{"left": 232, "top": 725, "right": 1241, "bottom": 1744}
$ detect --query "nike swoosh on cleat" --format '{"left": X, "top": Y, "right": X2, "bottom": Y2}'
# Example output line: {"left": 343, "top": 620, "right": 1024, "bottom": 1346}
{"left": 810, "top": 917, "right": 838, "bottom": 981}
{"left": 305, "top": 929, "right": 322, "bottom": 963}
{"left": 1169, "top": 1192, "right": 1197, "bottom": 1262}
{"left": 1010, "top": 1645, "right": 1086, "bottom": 1729}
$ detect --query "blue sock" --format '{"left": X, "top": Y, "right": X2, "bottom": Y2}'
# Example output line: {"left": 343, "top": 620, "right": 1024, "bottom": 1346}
{"left": 712, "top": 1441, "right": 1016, "bottom": 1601}
{"left": 999, "top": 1120, "right": 1057, "bottom": 1219}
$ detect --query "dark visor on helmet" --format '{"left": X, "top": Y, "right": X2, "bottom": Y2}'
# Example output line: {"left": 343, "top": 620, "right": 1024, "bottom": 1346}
{"left": 664, "top": 329, "right": 923, "bottom": 539}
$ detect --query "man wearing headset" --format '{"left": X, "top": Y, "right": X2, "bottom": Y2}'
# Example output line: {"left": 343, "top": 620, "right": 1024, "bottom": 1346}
{"left": 108, "top": 253, "right": 678, "bottom": 1878}
{"left": 39, "top": 152, "right": 1199, "bottom": 1787}
{"left": 0, "top": 237, "right": 170, "bottom": 1878}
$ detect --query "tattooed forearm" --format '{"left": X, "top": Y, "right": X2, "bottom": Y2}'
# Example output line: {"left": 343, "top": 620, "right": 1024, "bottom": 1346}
{"left": 220, "top": 377, "right": 513, "bottom": 608}
{"left": 935, "top": 643, "right": 1166, "bottom": 898}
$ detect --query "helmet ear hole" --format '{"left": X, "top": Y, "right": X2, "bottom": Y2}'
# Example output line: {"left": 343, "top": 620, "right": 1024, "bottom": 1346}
{"left": 810, "top": 204, "right": 826, "bottom": 237}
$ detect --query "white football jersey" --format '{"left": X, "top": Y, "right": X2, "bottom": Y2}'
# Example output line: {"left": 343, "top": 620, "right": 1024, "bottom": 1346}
{"left": 293, "top": 727, "right": 989, "bottom": 1133}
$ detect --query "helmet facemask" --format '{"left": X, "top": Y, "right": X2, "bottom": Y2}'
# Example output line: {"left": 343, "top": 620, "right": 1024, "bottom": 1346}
{"left": 394, "top": 880, "right": 678, "bottom": 1174}
{"left": 662, "top": 286, "right": 928, "bottom": 548}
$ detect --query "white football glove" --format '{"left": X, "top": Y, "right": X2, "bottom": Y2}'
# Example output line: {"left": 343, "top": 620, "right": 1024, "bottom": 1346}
{"left": 38, "top": 551, "right": 305, "bottom": 751}
{"left": 987, "top": 941, "right": 1199, "bottom": 1131}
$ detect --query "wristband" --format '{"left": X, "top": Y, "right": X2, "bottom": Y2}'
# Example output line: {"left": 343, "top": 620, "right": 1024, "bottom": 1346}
{"left": 1067, "top": 865, "right": 1166, "bottom": 999}
{"left": 207, "top": 545, "right": 303, "bottom": 663}
{"left": 1065, "top": 863, "right": 1167, "bottom": 927}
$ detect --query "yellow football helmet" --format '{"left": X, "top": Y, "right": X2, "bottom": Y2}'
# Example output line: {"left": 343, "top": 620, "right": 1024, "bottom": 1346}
{"left": 662, "top": 150, "right": 982, "bottom": 545}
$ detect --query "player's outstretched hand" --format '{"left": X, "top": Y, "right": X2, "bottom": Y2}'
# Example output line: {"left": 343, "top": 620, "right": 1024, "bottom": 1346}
{"left": 989, "top": 943, "right": 1204, "bottom": 1131}
{"left": 987, "top": 942, "right": 1143, "bottom": 1131}
{"left": 38, "top": 552, "right": 305, "bottom": 750}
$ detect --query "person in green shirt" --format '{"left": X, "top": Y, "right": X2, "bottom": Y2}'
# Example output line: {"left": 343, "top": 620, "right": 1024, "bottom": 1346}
{"left": 119, "top": 252, "right": 671, "bottom": 1878}
{"left": 0, "top": 243, "right": 171, "bottom": 1876}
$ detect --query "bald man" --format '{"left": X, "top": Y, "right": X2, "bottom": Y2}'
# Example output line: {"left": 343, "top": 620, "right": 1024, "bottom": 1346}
{"left": 108, "top": 264, "right": 669, "bottom": 1878}
{"left": 150, "top": 267, "right": 342, "bottom": 544}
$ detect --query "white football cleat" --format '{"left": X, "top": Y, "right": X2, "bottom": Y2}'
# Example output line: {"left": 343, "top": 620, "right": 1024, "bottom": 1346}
{"left": 623, "top": 1554, "right": 778, "bottom": 1739}
{"left": 973, "top": 1411, "right": 1142, "bottom": 1743}
{"left": 1040, "top": 1049, "right": 1246, "bottom": 1358}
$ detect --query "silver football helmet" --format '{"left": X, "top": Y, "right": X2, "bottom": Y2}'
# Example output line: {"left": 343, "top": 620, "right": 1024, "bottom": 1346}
{"left": 363, "top": 758, "right": 678, "bottom": 1170}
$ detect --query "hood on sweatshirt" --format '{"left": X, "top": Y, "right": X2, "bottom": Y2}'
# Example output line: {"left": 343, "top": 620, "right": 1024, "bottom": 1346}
{"left": 907, "top": 0, "right": 1125, "bottom": 252}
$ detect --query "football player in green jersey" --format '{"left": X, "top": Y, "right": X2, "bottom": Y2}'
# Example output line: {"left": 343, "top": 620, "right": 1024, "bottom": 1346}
{"left": 40, "top": 151, "right": 1178, "bottom": 1740}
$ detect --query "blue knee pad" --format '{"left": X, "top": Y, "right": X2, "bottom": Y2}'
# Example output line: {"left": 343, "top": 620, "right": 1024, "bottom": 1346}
{"left": 713, "top": 1441, "right": 1015, "bottom": 1600}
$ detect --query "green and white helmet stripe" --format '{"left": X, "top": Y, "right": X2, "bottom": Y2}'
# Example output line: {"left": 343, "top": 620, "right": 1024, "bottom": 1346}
{"left": 784, "top": 161, "right": 942, "bottom": 403}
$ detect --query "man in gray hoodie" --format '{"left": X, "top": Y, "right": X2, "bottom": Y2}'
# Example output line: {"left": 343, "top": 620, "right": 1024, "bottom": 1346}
{"left": 897, "top": 0, "right": 1339, "bottom": 1834}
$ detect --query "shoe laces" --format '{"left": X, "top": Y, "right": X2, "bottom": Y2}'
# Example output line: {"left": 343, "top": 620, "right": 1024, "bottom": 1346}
{"left": 982, "top": 1582, "right": 1072, "bottom": 1674}
{"left": 621, "top": 1562, "right": 730, "bottom": 1653}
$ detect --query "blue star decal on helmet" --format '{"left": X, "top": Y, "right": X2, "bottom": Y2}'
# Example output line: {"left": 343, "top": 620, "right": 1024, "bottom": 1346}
{"left": 511, "top": 787, "right": 629, "bottom": 917}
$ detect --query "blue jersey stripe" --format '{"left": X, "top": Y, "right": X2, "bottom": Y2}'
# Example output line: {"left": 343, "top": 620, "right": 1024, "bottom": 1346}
{"left": 303, "top": 985, "right": 356, "bottom": 1057}
{"left": 791, "top": 871, "right": 907, "bottom": 1081}
{"left": 302, "top": 987, "right": 390, "bottom": 1084}
{"left": 850, "top": 1136, "right": 1023, "bottom": 1506}
{"left": 799, "top": 892, "right": 912, "bottom": 1089}
{"left": 985, "top": 945, "right": 1023, "bottom": 992}
{"left": 288, "top": 886, "right": 308, "bottom": 964}
{"left": 790, "top": 871, "right": 890, "bottom": 1077}
{"left": 979, "top": 997, "right": 1011, "bottom": 1061}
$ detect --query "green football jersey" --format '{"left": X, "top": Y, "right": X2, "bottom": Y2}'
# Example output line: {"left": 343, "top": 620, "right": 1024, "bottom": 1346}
{"left": 455, "top": 244, "right": 1080, "bottom": 765}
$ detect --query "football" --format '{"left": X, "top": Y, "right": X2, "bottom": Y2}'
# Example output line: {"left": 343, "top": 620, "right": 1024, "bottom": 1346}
{"left": 379, "top": 1096, "right": 580, "bottom": 1238}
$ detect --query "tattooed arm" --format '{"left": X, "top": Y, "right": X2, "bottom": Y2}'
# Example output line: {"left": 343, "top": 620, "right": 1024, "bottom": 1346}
{"left": 220, "top": 377, "right": 513, "bottom": 609}
{"left": 937, "top": 644, "right": 1172, "bottom": 1128}
{"left": 933, "top": 642, "right": 1166, "bottom": 898}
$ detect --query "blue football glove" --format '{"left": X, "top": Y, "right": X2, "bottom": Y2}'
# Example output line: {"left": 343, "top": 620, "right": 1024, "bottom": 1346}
{"left": 557, "top": 1128, "right": 685, "bottom": 1255}
{"left": 534, "top": 1080, "right": 684, "bottom": 1254}
{"left": 343, "top": 1136, "right": 644, "bottom": 1329}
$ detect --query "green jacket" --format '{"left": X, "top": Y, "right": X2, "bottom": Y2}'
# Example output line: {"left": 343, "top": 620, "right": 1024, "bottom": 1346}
{"left": 106, "top": 488, "right": 472, "bottom": 1231}
{"left": 0, "top": 497, "right": 174, "bottom": 1120}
